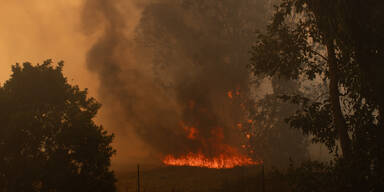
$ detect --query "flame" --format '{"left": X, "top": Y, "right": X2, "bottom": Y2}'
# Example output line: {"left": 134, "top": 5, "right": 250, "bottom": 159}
{"left": 236, "top": 123, "right": 243, "bottom": 129}
{"left": 162, "top": 90, "right": 261, "bottom": 169}
{"left": 180, "top": 122, "right": 199, "bottom": 140}
{"left": 163, "top": 151, "right": 261, "bottom": 169}
{"left": 186, "top": 126, "right": 198, "bottom": 140}
{"left": 227, "top": 91, "right": 233, "bottom": 99}
{"left": 236, "top": 90, "right": 240, "bottom": 96}
{"left": 228, "top": 89, "right": 240, "bottom": 99}
{"left": 163, "top": 130, "right": 261, "bottom": 169}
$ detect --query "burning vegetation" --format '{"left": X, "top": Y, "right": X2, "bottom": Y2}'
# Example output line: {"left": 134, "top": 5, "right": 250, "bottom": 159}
{"left": 163, "top": 150, "right": 261, "bottom": 169}
{"left": 159, "top": 87, "right": 260, "bottom": 169}
{"left": 160, "top": 89, "right": 260, "bottom": 169}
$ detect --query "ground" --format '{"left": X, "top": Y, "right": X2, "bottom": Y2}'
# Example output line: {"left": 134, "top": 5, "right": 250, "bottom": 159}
{"left": 115, "top": 165, "right": 263, "bottom": 192}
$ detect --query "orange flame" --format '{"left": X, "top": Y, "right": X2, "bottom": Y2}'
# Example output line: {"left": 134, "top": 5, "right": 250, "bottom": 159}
{"left": 163, "top": 151, "right": 261, "bottom": 169}
{"left": 181, "top": 122, "right": 199, "bottom": 140}
{"left": 227, "top": 91, "right": 233, "bottom": 99}
{"left": 186, "top": 126, "right": 198, "bottom": 140}
{"left": 162, "top": 89, "right": 261, "bottom": 169}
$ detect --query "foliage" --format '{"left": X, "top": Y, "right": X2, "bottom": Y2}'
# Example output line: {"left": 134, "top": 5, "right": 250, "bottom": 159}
{"left": 245, "top": 77, "right": 309, "bottom": 168}
{"left": 0, "top": 60, "right": 116, "bottom": 191}
{"left": 250, "top": 0, "right": 384, "bottom": 191}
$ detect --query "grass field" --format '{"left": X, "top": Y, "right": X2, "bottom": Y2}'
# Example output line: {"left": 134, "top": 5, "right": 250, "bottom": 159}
{"left": 115, "top": 165, "right": 265, "bottom": 192}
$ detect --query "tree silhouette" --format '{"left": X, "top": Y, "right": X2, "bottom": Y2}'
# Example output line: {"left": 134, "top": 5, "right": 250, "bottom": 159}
{"left": 250, "top": 0, "right": 384, "bottom": 191}
{"left": 0, "top": 60, "right": 116, "bottom": 191}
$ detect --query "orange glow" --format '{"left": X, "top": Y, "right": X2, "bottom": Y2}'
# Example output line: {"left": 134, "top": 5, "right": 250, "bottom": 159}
{"left": 163, "top": 89, "right": 261, "bottom": 169}
{"left": 227, "top": 91, "right": 233, "bottom": 99}
{"left": 186, "top": 126, "right": 198, "bottom": 140}
{"left": 181, "top": 122, "right": 199, "bottom": 140}
{"left": 163, "top": 150, "right": 261, "bottom": 169}
{"left": 163, "top": 126, "right": 260, "bottom": 169}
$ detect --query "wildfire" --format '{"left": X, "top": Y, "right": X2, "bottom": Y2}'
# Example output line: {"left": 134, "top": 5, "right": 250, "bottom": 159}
{"left": 163, "top": 151, "right": 261, "bottom": 169}
{"left": 162, "top": 89, "right": 260, "bottom": 169}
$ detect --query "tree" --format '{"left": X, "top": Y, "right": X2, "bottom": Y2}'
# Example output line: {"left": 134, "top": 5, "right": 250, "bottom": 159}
{"left": 250, "top": 0, "right": 352, "bottom": 157}
{"left": 250, "top": 0, "right": 384, "bottom": 190}
{"left": 0, "top": 60, "right": 116, "bottom": 191}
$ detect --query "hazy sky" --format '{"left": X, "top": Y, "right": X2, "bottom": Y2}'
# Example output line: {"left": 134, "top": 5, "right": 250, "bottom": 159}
{"left": 0, "top": 0, "right": 94, "bottom": 86}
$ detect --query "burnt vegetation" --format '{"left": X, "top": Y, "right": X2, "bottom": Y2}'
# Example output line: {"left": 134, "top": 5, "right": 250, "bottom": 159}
{"left": 1, "top": 0, "right": 384, "bottom": 191}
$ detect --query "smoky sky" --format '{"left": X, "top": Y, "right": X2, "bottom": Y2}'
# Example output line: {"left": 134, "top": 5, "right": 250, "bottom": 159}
{"left": 81, "top": 0, "right": 269, "bottom": 159}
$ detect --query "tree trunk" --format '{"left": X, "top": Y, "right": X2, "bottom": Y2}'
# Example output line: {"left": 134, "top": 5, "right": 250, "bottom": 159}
{"left": 327, "top": 39, "right": 352, "bottom": 158}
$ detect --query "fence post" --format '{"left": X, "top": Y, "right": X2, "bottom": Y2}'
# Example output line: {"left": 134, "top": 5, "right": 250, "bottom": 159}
{"left": 261, "top": 164, "right": 265, "bottom": 192}
{"left": 137, "top": 164, "right": 140, "bottom": 192}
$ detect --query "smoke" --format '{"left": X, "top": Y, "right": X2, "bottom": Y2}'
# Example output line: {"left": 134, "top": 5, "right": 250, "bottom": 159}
{"left": 0, "top": 0, "right": 92, "bottom": 87}
{"left": 81, "top": 0, "right": 268, "bottom": 162}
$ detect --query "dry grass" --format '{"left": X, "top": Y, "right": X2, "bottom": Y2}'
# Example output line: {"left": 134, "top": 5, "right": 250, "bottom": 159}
{"left": 115, "top": 165, "right": 263, "bottom": 192}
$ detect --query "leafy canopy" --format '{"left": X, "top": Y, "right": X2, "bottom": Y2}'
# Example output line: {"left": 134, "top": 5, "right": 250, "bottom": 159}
{"left": 0, "top": 60, "right": 116, "bottom": 191}
{"left": 250, "top": 0, "right": 384, "bottom": 191}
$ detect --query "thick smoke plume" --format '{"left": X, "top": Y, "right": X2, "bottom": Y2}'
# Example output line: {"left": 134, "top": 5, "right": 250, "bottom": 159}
{"left": 82, "top": 0, "right": 268, "bottom": 161}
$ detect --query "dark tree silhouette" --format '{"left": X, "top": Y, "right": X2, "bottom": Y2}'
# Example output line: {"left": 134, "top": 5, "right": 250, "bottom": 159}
{"left": 0, "top": 60, "right": 116, "bottom": 191}
{"left": 250, "top": 0, "right": 384, "bottom": 191}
